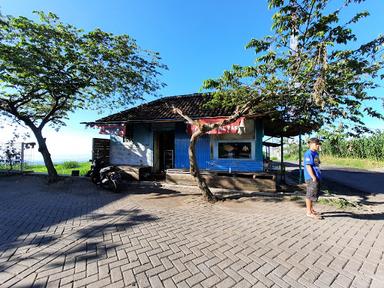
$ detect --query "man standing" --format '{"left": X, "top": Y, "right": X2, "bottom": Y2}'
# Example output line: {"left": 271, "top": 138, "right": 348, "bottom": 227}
{"left": 304, "top": 138, "right": 323, "bottom": 220}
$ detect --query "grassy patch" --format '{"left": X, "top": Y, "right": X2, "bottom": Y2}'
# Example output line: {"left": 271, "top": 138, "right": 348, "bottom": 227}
{"left": 318, "top": 197, "right": 357, "bottom": 209}
{"left": 0, "top": 163, "right": 20, "bottom": 171}
{"left": 62, "top": 161, "right": 80, "bottom": 169}
{"left": 285, "top": 155, "right": 383, "bottom": 170}
{"left": 289, "top": 195, "right": 303, "bottom": 201}
{"left": 320, "top": 155, "right": 384, "bottom": 170}
{"left": 25, "top": 162, "right": 91, "bottom": 176}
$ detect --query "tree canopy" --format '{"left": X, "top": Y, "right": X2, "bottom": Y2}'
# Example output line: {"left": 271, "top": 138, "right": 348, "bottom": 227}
{"left": 0, "top": 11, "right": 167, "bottom": 180}
{"left": 203, "top": 0, "right": 384, "bottom": 135}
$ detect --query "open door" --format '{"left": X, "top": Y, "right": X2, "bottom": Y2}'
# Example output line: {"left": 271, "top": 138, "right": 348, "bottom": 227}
{"left": 153, "top": 131, "right": 174, "bottom": 173}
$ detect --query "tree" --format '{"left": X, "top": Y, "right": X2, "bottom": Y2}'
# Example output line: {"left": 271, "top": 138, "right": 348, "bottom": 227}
{"left": 0, "top": 12, "right": 166, "bottom": 181}
{"left": 205, "top": 0, "right": 383, "bottom": 134}
{"left": 0, "top": 121, "right": 30, "bottom": 171}
{"left": 172, "top": 104, "right": 253, "bottom": 202}
{"left": 204, "top": 0, "right": 384, "bottom": 133}
{"left": 0, "top": 139, "right": 20, "bottom": 171}
{"left": 174, "top": 0, "right": 384, "bottom": 201}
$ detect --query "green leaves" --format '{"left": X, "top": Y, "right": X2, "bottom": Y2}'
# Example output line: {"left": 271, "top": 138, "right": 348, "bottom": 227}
{"left": 202, "top": 0, "right": 384, "bottom": 135}
{"left": 0, "top": 11, "right": 166, "bottom": 130}
{"left": 246, "top": 38, "right": 273, "bottom": 52}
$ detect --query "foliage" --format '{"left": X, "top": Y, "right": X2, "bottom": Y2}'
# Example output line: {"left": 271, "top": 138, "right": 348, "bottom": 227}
{"left": 0, "top": 11, "right": 166, "bottom": 123}
{"left": 0, "top": 11, "right": 166, "bottom": 180}
{"left": 320, "top": 155, "right": 384, "bottom": 169}
{"left": 62, "top": 161, "right": 80, "bottom": 169}
{"left": 0, "top": 139, "right": 21, "bottom": 171}
{"left": 318, "top": 197, "right": 357, "bottom": 209}
{"left": 289, "top": 195, "right": 302, "bottom": 201}
{"left": 26, "top": 161, "right": 91, "bottom": 176}
{"left": 203, "top": 0, "right": 384, "bottom": 135}
{"left": 320, "top": 127, "right": 384, "bottom": 160}
{"left": 285, "top": 140, "right": 305, "bottom": 159}
{"left": 285, "top": 127, "right": 384, "bottom": 168}
{"left": 0, "top": 124, "right": 30, "bottom": 171}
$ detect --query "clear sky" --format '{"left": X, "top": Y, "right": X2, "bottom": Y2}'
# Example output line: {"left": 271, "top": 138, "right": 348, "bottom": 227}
{"left": 1, "top": 0, "right": 383, "bottom": 162}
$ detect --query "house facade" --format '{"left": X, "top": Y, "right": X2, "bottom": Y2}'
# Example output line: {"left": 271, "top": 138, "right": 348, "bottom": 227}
{"left": 88, "top": 94, "right": 265, "bottom": 174}
{"left": 86, "top": 93, "right": 315, "bottom": 176}
{"left": 108, "top": 118, "right": 264, "bottom": 173}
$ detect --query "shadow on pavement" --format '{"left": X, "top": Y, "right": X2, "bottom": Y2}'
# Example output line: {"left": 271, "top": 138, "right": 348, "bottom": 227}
{"left": 321, "top": 210, "right": 384, "bottom": 220}
{"left": 0, "top": 176, "right": 157, "bottom": 270}
{"left": 288, "top": 167, "right": 384, "bottom": 206}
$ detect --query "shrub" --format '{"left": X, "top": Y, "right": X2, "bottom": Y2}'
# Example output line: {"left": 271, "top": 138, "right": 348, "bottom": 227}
{"left": 62, "top": 161, "right": 80, "bottom": 169}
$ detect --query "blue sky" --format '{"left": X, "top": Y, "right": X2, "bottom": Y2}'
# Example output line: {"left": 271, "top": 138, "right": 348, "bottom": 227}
{"left": 1, "top": 0, "right": 384, "bottom": 161}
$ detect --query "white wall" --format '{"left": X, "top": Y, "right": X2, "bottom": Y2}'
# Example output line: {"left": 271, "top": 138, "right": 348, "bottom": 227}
{"left": 109, "top": 125, "right": 153, "bottom": 166}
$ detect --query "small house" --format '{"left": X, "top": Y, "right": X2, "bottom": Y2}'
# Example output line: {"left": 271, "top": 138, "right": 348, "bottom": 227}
{"left": 85, "top": 93, "right": 313, "bottom": 190}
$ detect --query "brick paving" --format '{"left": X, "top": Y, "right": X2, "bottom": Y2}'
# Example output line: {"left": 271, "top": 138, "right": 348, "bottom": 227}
{"left": 0, "top": 175, "right": 383, "bottom": 288}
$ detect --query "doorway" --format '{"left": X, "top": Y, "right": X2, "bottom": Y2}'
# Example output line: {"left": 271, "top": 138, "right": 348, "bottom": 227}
{"left": 153, "top": 131, "right": 175, "bottom": 173}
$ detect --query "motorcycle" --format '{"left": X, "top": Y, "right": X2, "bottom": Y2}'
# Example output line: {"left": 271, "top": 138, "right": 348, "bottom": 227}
{"left": 88, "top": 158, "right": 122, "bottom": 193}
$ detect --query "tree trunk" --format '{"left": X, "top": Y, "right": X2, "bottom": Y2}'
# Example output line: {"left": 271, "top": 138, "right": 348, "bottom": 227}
{"left": 189, "top": 130, "right": 216, "bottom": 202}
{"left": 32, "top": 128, "right": 58, "bottom": 182}
{"left": 171, "top": 104, "right": 254, "bottom": 202}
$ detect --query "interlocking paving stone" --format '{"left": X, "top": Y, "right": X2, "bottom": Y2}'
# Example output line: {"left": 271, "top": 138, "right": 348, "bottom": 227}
{"left": 0, "top": 176, "right": 384, "bottom": 288}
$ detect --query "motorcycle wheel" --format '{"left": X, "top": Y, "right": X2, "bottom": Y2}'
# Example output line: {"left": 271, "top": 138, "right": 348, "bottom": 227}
{"left": 110, "top": 179, "right": 120, "bottom": 193}
{"left": 91, "top": 174, "right": 99, "bottom": 184}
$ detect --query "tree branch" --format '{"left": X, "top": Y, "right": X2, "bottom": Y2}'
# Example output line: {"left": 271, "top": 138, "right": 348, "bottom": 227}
{"left": 38, "top": 95, "right": 68, "bottom": 129}
{"left": 171, "top": 106, "right": 195, "bottom": 125}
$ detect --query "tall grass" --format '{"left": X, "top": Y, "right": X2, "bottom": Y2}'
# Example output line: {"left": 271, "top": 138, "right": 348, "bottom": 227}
{"left": 321, "top": 131, "right": 384, "bottom": 161}
{"left": 284, "top": 131, "right": 384, "bottom": 169}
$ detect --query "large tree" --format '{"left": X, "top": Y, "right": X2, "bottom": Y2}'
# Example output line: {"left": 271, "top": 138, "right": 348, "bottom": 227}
{"left": 0, "top": 12, "right": 166, "bottom": 181}
{"left": 205, "top": 0, "right": 384, "bottom": 134}
{"left": 174, "top": 0, "right": 384, "bottom": 201}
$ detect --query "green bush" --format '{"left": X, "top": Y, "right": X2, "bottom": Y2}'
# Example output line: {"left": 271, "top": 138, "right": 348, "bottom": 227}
{"left": 318, "top": 197, "right": 357, "bottom": 209}
{"left": 321, "top": 131, "right": 384, "bottom": 161}
{"left": 287, "top": 131, "right": 384, "bottom": 162}
{"left": 62, "top": 161, "right": 80, "bottom": 169}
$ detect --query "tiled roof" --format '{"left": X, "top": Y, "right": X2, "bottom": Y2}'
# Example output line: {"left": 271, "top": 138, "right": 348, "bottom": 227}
{"left": 95, "top": 93, "right": 235, "bottom": 123}
{"left": 90, "top": 93, "right": 318, "bottom": 137}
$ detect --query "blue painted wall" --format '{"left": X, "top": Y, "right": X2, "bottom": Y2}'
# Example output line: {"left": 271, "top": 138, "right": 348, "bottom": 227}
{"left": 174, "top": 120, "right": 264, "bottom": 172}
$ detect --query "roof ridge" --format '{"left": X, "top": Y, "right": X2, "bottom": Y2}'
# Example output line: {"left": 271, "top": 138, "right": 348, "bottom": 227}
{"left": 94, "top": 92, "right": 219, "bottom": 123}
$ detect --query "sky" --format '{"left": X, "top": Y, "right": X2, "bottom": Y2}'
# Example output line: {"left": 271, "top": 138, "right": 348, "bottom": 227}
{"left": 1, "top": 0, "right": 384, "bottom": 163}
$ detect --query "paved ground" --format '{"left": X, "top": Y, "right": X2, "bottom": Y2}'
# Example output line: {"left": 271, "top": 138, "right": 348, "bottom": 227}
{"left": 321, "top": 167, "right": 384, "bottom": 195}
{"left": 285, "top": 161, "right": 384, "bottom": 195}
{"left": 0, "top": 175, "right": 384, "bottom": 288}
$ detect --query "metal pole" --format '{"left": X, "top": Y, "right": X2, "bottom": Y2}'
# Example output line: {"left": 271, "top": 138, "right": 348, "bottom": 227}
{"left": 280, "top": 136, "right": 284, "bottom": 183}
{"left": 299, "top": 133, "right": 302, "bottom": 184}
{"left": 20, "top": 142, "right": 25, "bottom": 173}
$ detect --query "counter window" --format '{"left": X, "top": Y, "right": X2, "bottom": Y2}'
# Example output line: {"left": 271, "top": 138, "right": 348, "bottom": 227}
{"left": 218, "top": 142, "right": 252, "bottom": 159}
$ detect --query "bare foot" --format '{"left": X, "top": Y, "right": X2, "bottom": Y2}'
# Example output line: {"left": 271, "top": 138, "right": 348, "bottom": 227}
{"left": 306, "top": 213, "right": 323, "bottom": 220}
{"left": 311, "top": 210, "right": 321, "bottom": 215}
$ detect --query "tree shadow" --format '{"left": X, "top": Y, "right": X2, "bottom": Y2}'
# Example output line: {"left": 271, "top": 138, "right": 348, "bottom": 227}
{"left": 45, "top": 208, "right": 157, "bottom": 269}
{"left": 321, "top": 210, "right": 384, "bottom": 220}
{"left": 0, "top": 176, "right": 157, "bottom": 276}
{"left": 287, "top": 167, "right": 384, "bottom": 206}
{"left": 0, "top": 202, "right": 157, "bottom": 285}
{"left": 215, "top": 191, "right": 288, "bottom": 204}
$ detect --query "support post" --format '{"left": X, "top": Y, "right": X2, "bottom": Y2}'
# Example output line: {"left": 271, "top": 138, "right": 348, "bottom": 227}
{"left": 280, "top": 136, "right": 285, "bottom": 184}
{"left": 299, "top": 133, "right": 302, "bottom": 184}
{"left": 20, "top": 142, "right": 25, "bottom": 173}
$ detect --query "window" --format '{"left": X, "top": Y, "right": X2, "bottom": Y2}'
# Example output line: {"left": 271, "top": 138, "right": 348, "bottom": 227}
{"left": 218, "top": 142, "right": 252, "bottom": 159}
